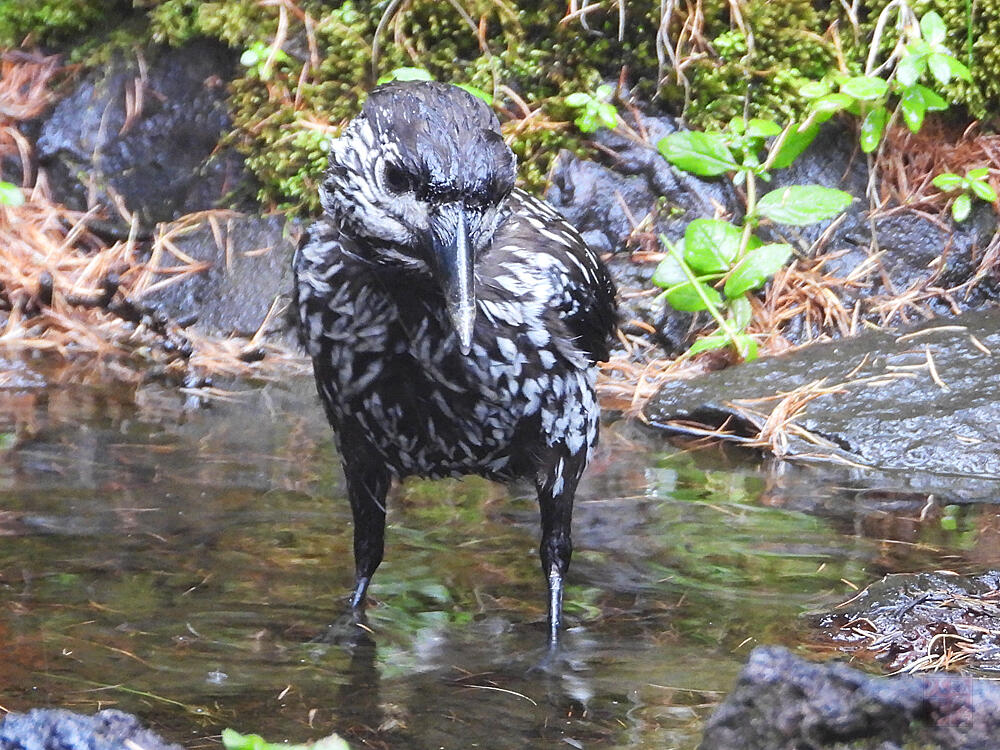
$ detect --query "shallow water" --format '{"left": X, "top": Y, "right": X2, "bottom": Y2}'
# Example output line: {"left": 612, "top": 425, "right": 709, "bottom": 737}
{"left": 1, "top": 375, "right": 997, "bottom": 749}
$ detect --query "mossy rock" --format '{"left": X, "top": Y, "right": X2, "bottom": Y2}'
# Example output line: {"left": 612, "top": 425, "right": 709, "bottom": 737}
{"left": 6, "top": 0, "right": 1000, "bottom": 214}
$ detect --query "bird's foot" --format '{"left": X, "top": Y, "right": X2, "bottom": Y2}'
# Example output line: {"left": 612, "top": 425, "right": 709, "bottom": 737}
{"left": 348, "top": 575, "right": 372, "bottom": 610}
{"left": 525, "top": 635, "right": 591, "bottom": 677}
{"left": 307, "top": 608, "right": 374, "bottom": 651}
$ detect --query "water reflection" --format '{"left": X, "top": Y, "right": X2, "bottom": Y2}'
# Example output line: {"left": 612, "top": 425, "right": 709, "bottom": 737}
{"left": 0, "top": 375, "right": 997, "bottom": 748}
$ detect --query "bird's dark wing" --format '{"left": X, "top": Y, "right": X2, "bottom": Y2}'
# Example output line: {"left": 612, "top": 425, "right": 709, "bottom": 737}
{"left": 485, "top": 188, "right": 618, "bottom": 363}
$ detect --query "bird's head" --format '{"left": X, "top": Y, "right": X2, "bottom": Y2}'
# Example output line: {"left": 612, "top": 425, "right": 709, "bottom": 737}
{"left": 321, "top": 81, "right": 516, "bottom": 353}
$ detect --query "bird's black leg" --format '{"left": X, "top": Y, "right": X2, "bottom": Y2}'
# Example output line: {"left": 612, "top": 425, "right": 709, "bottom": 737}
{"left": 535, "top": 451, "right": 585, "bottom": 647}
{"left": 343, "top": 460, "right": 391, "bottom": 611}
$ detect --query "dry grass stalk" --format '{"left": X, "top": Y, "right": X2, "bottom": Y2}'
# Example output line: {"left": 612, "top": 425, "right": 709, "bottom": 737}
{"left": 878, "top": 121, "right": 1000, "bottom": 218}
{"left": 734, "top": 379, "right": 845, "bottom": 457}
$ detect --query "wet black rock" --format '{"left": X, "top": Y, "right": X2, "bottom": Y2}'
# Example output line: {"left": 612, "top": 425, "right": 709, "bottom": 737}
{"left": 140, "top": 214, "right": 298, "bottom": 339}
{"left": 545, "top": 113, "right": 736, "bottom": 350}
{"left": 36, "top": 39, "right": 253, "bottom": 234}
{"left": 0, "top": 708, "right": 183, "bottom": 750}
{"left": 546, "top": 115, "right": 735, "bottom": 255}
{"left": 701, "top": 646, "right": 1000, "bottom": 750}
{"left": 644, "top": 309, "right": 1000, "bottom": 487}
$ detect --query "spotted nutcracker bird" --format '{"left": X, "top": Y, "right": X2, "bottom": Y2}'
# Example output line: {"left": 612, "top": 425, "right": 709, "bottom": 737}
{"left": 294, "top": 81, "right": 617, "bottom": 644}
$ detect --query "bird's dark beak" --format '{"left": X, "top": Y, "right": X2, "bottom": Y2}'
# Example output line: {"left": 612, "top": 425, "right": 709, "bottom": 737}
{"left": 429, "top": 202, "right": 476, "bottom": 355}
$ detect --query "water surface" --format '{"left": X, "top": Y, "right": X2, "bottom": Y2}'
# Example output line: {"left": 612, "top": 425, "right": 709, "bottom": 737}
{"left": 1, "top": 375, "right": 996, "bottom": 749}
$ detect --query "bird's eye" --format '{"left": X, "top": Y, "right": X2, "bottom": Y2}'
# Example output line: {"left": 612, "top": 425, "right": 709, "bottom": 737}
{"left": 383, "top": 164, "right": 412, "bottom": 194}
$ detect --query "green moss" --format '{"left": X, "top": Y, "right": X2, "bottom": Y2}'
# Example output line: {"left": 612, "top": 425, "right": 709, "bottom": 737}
{"left": 219, "top": 0, "right": 666, "bottom": 210}
{"left": 663, "top": 0, "right": 839, "bottom": 128}
{"left": 0, "top": 0, "right": 119, "bottom": 47}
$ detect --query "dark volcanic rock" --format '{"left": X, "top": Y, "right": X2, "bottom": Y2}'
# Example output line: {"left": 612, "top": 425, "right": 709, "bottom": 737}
{"left": 0, "top": 708, "right": 183, "bottom": 750}
{"left": 644, "top": 309, "right": 1000, "bottom": 484}
{"left": 700, "top": 646, "right": 1000, "bottom": 750}
{"left": 36, "top": 39, "right": 252, "bottom": 233}
{"left": 141, "top": 213, "right": 298, "bottom": 339}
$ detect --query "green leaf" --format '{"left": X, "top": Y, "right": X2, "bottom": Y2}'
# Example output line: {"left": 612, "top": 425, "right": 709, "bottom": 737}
{"left": 840, "top": 76, "right": 889, "bottom": 101}
{"left": 746, "top": 118, "right": 782, "bottom": 137}
{"left": 0, "top": 181, "right": 23, "bottom": 206}
{"left": 967, "top": 167, "right": 990, "bottom": 180}
{"left": 564, "top": 92, "right": 591, "bottom": 107}
{"left": 664, "top": 280, "right": 723, "bottom": 312}
{"left": 900, "top": 86, "right": 927, "bottom": 132}
{"left": 952, "top": 192, "right": 972, "bottom": 221}
{"left": 596, "top": 102, "right": 618, "bottom": 129}
{"left": 455, "top": 84, "right": 493, "bottom": 104}
{"left": 799, "top": 80, "right": 832, "bottom": 98}
{"left": 943, "top": 55, "right": 972, "bottom": 81}
{"left": 920, "top": 11, "right": 947, "bottom": 46}
{"left": 811, "top": 92, "right": 854, "bottom": 114}
{"left": 756, "top": 186, "right": 853, "bottom": 226}
{"left": 596, "top": 83, "right": 614, "bottom": 99}
{"left": 932, "top": 172, "right": 964, "bottom": 191}
{"left": 969, "top": 179, "right": 997, "bottom": 203}
{"left": 915, "top": 84, "right": 948, "bottom": 111}
{"left": 728, "top": 294, "right": 753, "bottom": 330}
{"left": 859, "top": 106, "right": 888, "bottom": 153}
{"left": 896, "top": 51, "right": 927, "bottom": 87}
{"left": 728, "top": 116, "right": 746, "bottom": 134}
{"left": 652, "top": 252, "right": 687, "bottom": 288}
{"left": 683, "top": 219, "right": 742, "bottom": 273}
{"left": 576, "top": 113, "right": 599, "bottom": 133}
{"left": 928, "top": 53, "right": 953, "bottom": 84}
{"left": 733, "top": 334, "right": 759, "bottom": 361}
{"left": 239, "top": 48, "right": 261, "bottom": 66}
{"left": 378, "top": 67, "right": 434, "bottom": 84}
{"left": 221, "top": 729, "right": 350, "bottom": 750}
{"left": 658, "top": 132, "right": 739, "bottom": 176}
{"left": 724, "top": 243, "right": 793, "bottom": 298}
{"left": 687, "top": 333, "right": 731, "bottom": 355}
{"left": 690, "top": 332, "right": 757, "bottom": 360}
{"left": 770, "top": 122, "right": 819, "bottom": 169}
{"left": 394, "top": 67, "right": 433, "bottom": 81}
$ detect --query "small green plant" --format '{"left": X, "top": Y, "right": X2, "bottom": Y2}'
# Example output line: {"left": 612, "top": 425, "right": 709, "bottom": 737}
{"left": 563, "top": 83, "right": 618, "bottom": 133}
{"left": 652, "top": 10, "right": 973, "bottom": 361}
{"left": 655, "top": 116, "right": 852, "bottom": 360}
{"left": 799, "top": 11, "right": 970, "bottom": 154}
{"left": 932, "top": 167, "right": 997, "bottom": 222}
{"left": 239, "top": 41, "right": 292, "bottom": 81}
{"left": 0, "top": 181, "right": 23, "bottom": 206}
{"left": 222, "top": 728, "right": 349, "bottom": 750}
